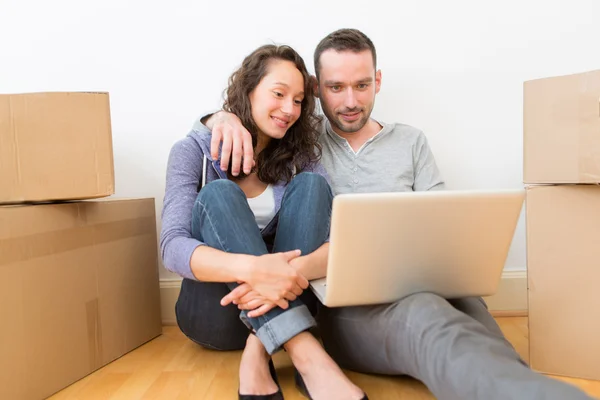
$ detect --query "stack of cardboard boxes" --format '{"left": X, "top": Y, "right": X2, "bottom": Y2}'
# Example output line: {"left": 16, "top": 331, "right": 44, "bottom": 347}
{"left": 0, "top": 92, "right": 162, "bottom": 399}
{"left": 524, "top": 70, "right": 600, "bottom": 381}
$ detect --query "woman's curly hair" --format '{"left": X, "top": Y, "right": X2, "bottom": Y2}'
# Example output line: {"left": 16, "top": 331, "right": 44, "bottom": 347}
{"left": 223, "top": 44, "right": 321, "bottom": 184}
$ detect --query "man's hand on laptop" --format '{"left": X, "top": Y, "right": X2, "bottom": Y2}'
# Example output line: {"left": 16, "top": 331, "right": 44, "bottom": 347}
{"left": 208, "top": 111, "right": 255, "bottom": 176}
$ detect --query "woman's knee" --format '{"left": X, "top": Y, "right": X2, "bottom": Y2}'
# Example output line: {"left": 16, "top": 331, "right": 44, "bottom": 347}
{"left": 286, "top": 173, "right": 333, "bottom": 203}
{"left": 291, "top": 172, "right": 329, "bottom": 190}
{"left": 193, "top": 179, "right": 246, "bottom": 223}
{"left": 196, "top": 179, "right": 243, "bottom": 204}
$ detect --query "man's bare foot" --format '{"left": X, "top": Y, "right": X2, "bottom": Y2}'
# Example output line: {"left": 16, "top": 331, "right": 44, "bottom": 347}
{"left": 239, "top": 334, "right": 279, "bottom": 395}
{"left": 284, "top": 332, "right": 365, "bottom": 400}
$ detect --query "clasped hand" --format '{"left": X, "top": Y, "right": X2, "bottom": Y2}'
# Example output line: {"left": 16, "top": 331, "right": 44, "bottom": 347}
{"left": 220, "top": 250, "right": 308, "bottom": 318}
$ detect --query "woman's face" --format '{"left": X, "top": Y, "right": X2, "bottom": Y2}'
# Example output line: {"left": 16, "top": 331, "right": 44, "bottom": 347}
{"left": 249, "top": 59, "right": 305, "bottom": 141}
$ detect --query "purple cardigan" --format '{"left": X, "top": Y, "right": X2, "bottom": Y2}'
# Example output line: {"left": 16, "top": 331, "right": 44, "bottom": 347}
{"left": 159, "top": 126, "right": 330, "bottom": 280}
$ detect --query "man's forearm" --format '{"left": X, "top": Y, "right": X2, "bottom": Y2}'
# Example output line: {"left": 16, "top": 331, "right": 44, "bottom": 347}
{"left": 200, "top": 111, "right": 223, "bottom": 130}
{"left": 292, "top": 243, "right": 329, "bottom": 281}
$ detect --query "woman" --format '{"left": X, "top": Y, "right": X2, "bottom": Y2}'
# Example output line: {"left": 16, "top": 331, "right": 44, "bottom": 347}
{"left": 160, "top": 44, "right": 367, "bottom": 400}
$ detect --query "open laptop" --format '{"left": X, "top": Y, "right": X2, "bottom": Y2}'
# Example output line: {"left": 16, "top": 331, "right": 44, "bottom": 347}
{"left": 310, "top": 189, "right": 525, "bottom": 307}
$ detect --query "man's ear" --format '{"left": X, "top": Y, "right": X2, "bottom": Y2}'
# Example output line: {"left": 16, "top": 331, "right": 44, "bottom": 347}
{"left": 375, "top": 70, "right": 382, "bottom": 94}
{"left": 310, "top": 75, "right": 320, "bottom": 97}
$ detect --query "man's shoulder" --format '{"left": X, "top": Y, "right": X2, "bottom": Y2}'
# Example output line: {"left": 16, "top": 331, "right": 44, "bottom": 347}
{"left": 384, "top": 122, "right": 427, "bottom": 142}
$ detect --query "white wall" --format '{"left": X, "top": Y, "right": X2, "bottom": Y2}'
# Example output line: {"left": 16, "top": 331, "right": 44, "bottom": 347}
{"left": 2, "top": 0, "right": 599, "bottom": 280}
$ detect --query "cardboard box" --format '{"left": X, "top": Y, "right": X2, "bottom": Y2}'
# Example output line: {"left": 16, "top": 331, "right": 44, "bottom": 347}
{"left": 523, "top": 69, "right": 600, "bottom": 184}
{"left": 0, "top": 92, "right": 115, "bottom": 204}
{"left": 0, "top": 198, "right": 162, "bottom": 400}
{"left": 526, "top": 185, "right": 600, "bottom": 380}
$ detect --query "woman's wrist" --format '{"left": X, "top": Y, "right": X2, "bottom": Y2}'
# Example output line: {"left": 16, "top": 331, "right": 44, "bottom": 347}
{"left": 235, "top": 253, "right": 258, "bottom": 283}
{"left": 290, "top": 255, "right": 308, "bottom": 277}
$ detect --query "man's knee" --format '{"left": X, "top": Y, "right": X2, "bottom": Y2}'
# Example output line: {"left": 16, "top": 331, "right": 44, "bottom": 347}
{"left": 449, "top": 296, "right": 490, "bottom": 313}
{"left": 395, "top": 292, "right": 451, "bottom": 328}
{"left": 401, "top": 291, "right": 446, "bottom": 309}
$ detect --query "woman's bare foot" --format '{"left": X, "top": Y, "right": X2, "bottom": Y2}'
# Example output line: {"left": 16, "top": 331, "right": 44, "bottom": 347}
{"left": 238, "top": 334, "right": 279, "bottom": 395}
{"left": 285, "top": 332, "right": 365, "bottom": 400}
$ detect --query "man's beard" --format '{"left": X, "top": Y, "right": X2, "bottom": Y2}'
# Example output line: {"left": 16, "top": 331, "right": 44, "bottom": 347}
{"left": 324, "top": 106, "right": 371, "bottom": 134}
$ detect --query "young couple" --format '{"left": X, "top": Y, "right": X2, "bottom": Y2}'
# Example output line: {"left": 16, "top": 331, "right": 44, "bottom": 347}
{"left": 161, "top": 29, "right": 592, "bottom": 400}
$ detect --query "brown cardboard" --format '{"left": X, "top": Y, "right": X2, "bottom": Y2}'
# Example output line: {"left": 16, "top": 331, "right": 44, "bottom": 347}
{"left": 523, "top": 69, "right": 600, "bottom": 184}
{"left": 0, "top": 198, "right": 162, "bottom": 400}
{"left": 526, "top": 185, "right": 600, "bottom": 380}
{"left": 0, "top": 92, "right": 115, "bottom": 204}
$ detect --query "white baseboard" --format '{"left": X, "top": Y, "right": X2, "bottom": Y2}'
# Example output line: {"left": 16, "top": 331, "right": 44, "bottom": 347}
{"left": 483, "top": 270, "right": 528, "bottom": 316}
{"left": 159, "top": 271, "right": 528, "bottom": 325}
{"left": 160, "top": 279, "right": 183, "bottom": 326}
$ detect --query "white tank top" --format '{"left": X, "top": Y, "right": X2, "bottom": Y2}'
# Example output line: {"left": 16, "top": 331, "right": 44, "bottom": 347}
{"left": 247, "top": 184, "right": 276, "bottom": 229}
{"left": 201, "top": 155, "right": 276, "bottom": 230}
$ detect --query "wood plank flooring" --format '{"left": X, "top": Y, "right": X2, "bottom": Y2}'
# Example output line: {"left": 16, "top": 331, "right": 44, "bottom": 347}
{"left": 48, "top": 317, "right": 600, "bottom": 399}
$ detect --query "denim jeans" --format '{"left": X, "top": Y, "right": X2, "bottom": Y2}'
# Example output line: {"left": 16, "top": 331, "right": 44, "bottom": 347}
{"left": 175, "top": 172, "right": 333, "bottom": 354}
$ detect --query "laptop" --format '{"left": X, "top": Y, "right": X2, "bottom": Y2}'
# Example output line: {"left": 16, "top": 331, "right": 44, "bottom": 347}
{"left": 310, "top": 189, "right": 525, "bottom": 307}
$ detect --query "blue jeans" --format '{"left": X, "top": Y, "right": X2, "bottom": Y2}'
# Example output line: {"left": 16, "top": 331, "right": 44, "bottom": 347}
{"left": 175, "top": 172, "right": 333, "bottom": 354}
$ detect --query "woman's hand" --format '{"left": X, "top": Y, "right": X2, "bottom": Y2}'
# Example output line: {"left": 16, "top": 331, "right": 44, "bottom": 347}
{"left": 222, "top": 283, "right": 278, "bottom": 318}
{"left": 223, "top": 249, "right": 308, "bottom": 310}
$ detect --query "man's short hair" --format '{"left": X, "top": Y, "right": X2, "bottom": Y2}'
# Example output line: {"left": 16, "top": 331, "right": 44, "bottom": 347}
{"left": 314, "top": 28, "right": 377, "bottom": 80}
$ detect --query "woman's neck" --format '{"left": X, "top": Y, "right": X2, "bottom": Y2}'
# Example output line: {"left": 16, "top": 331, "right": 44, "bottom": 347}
{"left": 255, "top": 132, "right": 271, "bottom": 156}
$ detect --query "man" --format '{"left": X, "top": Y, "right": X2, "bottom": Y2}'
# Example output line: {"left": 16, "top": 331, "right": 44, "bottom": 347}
{"left": 199, "top": 29, "right": 591, "bottom": 400}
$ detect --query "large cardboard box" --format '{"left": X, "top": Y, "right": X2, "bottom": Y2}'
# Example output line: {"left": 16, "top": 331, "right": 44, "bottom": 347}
{"left": 0, "top": 92, "right": 115, "bottom": 204}
{"left": 526, "top": 185, "right": 600, "bottom": 380}
{"left": 0, "top": 198, "right": 162, "bottom": 400}
{"left": 523, "top": 69, "right": 600, "bottom": 184}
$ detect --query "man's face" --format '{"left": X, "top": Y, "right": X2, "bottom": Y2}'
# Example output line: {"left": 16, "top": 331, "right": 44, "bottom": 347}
{"left": 317, "top": 49, "right": 381, "bottom": 134}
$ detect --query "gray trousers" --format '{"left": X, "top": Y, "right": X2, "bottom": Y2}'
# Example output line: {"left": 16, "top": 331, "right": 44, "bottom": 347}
{"left": 317, "top": 293, "right": 592, "bottom": 400}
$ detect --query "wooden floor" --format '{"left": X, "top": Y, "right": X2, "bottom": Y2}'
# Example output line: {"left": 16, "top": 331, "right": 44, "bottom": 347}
{"left": 48, "top": 317, "right": 600, "bottom": 399}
